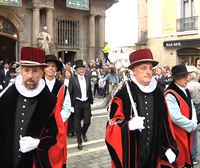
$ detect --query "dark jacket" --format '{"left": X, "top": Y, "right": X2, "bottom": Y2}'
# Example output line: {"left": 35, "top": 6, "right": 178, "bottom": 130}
{"left": 0, "top": 68, "right": 11, "bottom": 90}
{"left": 51, "top": 79, "right": 63, "bottom": 96}
{"left": 0, "top": 85, "right": 58, "bottom": 168}
{"left": 68, "top": 74, "right": 93, "bottom": 106}
{"left": 155, "top": 75, "right": 168, "bottom": 92}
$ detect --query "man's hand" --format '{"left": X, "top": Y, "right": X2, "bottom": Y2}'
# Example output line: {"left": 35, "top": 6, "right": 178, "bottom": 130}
{"left": 19, "top": 136, "right": 40, "bottom": 153}
{"left": 128, "top": 116, "right": 145, "bottom": 131}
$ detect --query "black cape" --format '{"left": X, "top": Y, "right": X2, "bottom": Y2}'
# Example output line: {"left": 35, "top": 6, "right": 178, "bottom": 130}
{"left": 0, "top": 85, "right": 58, "bottom": 168}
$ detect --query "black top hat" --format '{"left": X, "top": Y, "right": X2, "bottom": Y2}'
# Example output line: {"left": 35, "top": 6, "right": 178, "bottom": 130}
{"left": 45, "top": 54, "right": 63, "bottom": 71}
{"left": 8, "top": 68, "right": 16, "bottom": 74}
{"left": 74, "top": 59, "right": 85, "bottom": 69}
{"left": 171, "top": 64, "right": 189, "bottom": 77}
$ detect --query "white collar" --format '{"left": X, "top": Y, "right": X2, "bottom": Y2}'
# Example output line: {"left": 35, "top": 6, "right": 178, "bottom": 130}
{"left": 45, "top": 77, "right": 56, "bottom": 84}
{"left": 15, "top": 74, "right": 45, "bottom": 97}
{"left": 64, "top": 78, "right": 69, "bottom": 87}
{"left": 130, "top": 74, "right": 157, "bottom": 93}
{"left": 78, "top": 74, "right": 84, "bottom": 77}
{"left": 77, "top": 74, "right": 84, "bottom": 79}
{"left": 175, "top": 83, "right": 187, "bottom": 96}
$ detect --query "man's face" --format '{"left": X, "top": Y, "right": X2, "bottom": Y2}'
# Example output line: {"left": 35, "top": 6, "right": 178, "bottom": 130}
{"left": 4, "top": 63, "right": 9, "bottom": 69}
{"left": 155, "top": 68, "right": 162, "bottom": 76}
{"left": 20, "top": 66, "right": 43, "bottom": 90}
{"left": 44, "top": 61, "right": 57, "bottom": 78}
{"left": 175, "top": 74, "right": 190, "bottom": 88}
{"left": 131, "top": 62, "right": 153, "bottom": 86}
{"left": 76, "top": 67, "right": 86, "bottom": 76}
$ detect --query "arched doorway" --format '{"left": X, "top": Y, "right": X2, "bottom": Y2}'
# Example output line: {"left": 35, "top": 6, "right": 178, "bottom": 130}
{"left": 0, "top": 15, "right": 19, "bottom": 63}
{"left": 177, "top": 48, "right": 200, "bottom": 65}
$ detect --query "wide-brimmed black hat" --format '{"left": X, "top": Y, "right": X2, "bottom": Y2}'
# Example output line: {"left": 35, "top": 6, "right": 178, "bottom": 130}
{"left": 171, "top": 64, "right": 190, "bottom": 77}
{"left": 45, "top": 54, "right": 63, "bottom": 71}
{"left": 74, "top": 59, "right": 85, "bottom": 69}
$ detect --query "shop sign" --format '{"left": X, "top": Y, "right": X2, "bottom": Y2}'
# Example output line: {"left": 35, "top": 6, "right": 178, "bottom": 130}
{"left": 164, "top": 42, "right": 182, "bottom": 47}
{"left": 0, "top": 0, "right": 22, "bottom": 6}
{"left": 66, "top": 0, "right": 89, "bottom": 10}
{"left": 163, "top": 39, "right": 200, "bottom": 48}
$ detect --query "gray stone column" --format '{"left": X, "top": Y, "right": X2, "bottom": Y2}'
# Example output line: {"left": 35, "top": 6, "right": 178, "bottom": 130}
{"left": 89, "top": 14, "right": 95, "bottom": 60}
{"left": 99, "top": 15, "right": 105, "bottom": 59}
{"left": 46, "top": 8, "right": 54, "bottom": 41}
{"left": 32, "top": 7, "right": 40, "bottom": 46}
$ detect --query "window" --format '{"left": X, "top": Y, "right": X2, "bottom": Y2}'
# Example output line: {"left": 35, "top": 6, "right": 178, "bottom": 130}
{"left": 182, "top": 0, "right": 194, "bottom": 17}
{"left": 55, "top": 19, "right": 80, "bottom": 48}
{"left": 177, "top": 0, "right": 198, "bottom": 31}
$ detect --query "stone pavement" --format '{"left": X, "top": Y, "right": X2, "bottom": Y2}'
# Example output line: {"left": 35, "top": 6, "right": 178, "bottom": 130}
{"left": 66, "top": 97, "right": 200, "bottom": 168}
{"left": 67, "top": 97, "right": 111, "bottom": 168}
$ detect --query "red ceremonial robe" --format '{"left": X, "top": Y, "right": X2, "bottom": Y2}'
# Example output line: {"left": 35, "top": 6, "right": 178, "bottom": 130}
{"left": 165, "top": 89, "right": 193, "bottom": 167}
{"left": 105, "top": 82, "right": 178, "bottom": 168}
{"left": 49, "top": 84, "right": 68, "bottom": 168}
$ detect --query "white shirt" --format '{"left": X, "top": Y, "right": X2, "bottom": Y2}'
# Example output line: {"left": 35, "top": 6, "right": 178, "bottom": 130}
{"left": 4, "top": 68, "right": 9, "bottom": 75}
{"left": 77, "top": 75, "right": 87, "bottom": 101}
{"left": 45, "top": 77, "right": 56, "bottom": 92}
{"left": 175, "top": 83, "right": 187, "bottom": 96}
{"left": 61, "top": 89, "right": 71, "bottom": 122}
{"left": 64, "top": 78, "right": 69, "bottom": 87}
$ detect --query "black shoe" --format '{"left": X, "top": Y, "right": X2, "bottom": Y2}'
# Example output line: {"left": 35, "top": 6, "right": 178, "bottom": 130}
{"left": 82, "top": 134, "right": 88, "bottom": 142}
{"left": 68, "top": 132, "right": 74, "bottom": 138}
{"left": 77, "top": 144, "right": 83, "bottom": 150}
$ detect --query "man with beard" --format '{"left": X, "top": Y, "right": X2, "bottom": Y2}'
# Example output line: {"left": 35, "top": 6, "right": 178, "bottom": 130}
{"left": 105, "top": 48, "right": 179, "bottom": 168}
{"left": 0, "top": 47, "right": 58, "bottom": 168}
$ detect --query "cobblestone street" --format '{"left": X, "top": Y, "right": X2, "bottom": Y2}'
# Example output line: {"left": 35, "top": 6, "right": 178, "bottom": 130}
{"left": 66, "top": 98, "right": 200, "bottom": 168}
{"left": 67, "top": 104, "right": 110, "bottom": 168}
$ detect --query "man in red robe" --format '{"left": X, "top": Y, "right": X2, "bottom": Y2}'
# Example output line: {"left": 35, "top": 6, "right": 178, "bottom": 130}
{"left": 105, "top": 48, "right": 179, "bottom": 168}
{"left": 44, "top": 55, "right": 71, "bottom": 168}
{"left": 165, "top": 64, "right": 197, "bottom": 168}
{"left": 0, "top": 47, "right": 58, "bottom": 168}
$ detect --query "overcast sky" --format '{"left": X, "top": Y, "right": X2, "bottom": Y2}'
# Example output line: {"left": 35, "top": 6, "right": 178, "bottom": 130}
{"left": 105, "top": 0, "right": 138, "bottom": 48}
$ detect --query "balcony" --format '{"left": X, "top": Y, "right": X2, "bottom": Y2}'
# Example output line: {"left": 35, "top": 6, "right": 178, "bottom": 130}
{"left": 177, "top": 16, "right": 198, "bottom": 32}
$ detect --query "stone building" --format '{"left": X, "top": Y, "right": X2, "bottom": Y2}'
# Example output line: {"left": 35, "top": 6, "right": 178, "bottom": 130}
{"left": 136, "top": 0, "right": 200, "bottom": 67}
{"left": 0, "top": 0, "right": 117, "bottom": 64}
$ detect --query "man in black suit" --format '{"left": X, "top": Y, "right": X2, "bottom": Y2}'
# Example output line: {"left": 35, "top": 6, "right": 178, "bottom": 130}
{"left": 68, "top": 59, "right": 93, "bottom": 150}
{"left": 154, "top": 67, "right": 168, "bottom": 92}
{"left": 0, "top": 62, "right": 11, "bottom": 91}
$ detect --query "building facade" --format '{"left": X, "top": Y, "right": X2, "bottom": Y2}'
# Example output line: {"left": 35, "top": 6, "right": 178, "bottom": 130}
{"left": 0, "top": 0, "right": 117, "bottom": 64}
{"left": 136, "top": 0, "right": 200, "bottom": 67}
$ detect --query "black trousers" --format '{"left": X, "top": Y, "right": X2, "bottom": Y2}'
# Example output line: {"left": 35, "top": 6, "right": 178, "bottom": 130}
{"left": 103, "top": 53, "right": 111, "bottom": 63}
{"left": 68, "top": 112, "right": 74, "bottom": 135}
{"left": 74, "top": 99, "right": 91, "bottom": 144}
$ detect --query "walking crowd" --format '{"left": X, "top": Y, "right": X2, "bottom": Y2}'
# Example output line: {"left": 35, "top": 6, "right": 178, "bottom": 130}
{"left": 0, "top": 46, "right": 200, "bottom": 168}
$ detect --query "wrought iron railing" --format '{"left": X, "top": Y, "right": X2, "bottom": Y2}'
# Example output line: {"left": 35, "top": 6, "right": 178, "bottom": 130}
{"left": 176, "top": 16, "right": 198, "bottom": 32}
